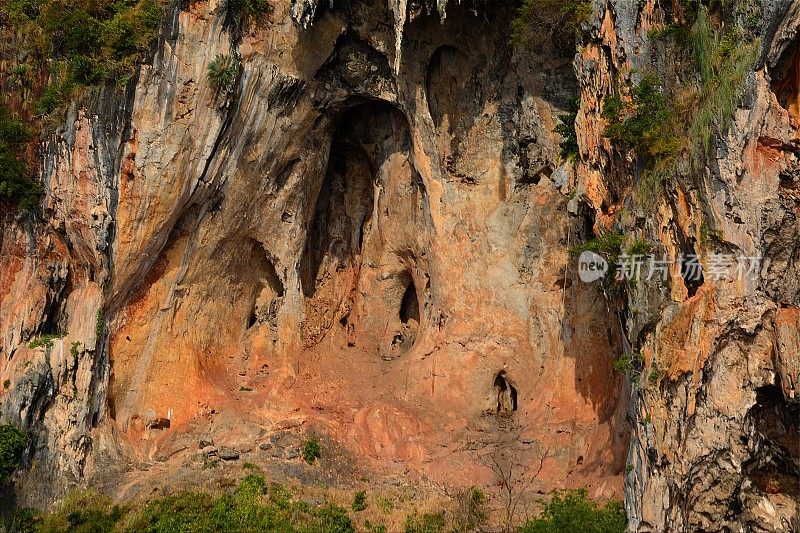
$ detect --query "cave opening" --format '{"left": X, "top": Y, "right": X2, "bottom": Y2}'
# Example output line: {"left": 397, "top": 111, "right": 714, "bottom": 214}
{"left": 770, "top": 37, "right": 800, "bottom": 126}
{"left": 744, "top": 384, "right": 800, "bottom": 494}
{"left": 300, "top": 101, "right": 410, "bottom": 298}
{"left": 494, "top": 371, "right": 518, "bottom": 415}
{"left": 400, "top": 279, "right": 420, "bottom": 324}
{"left": 247, "top": 242, "right": 285, "bottom": 330}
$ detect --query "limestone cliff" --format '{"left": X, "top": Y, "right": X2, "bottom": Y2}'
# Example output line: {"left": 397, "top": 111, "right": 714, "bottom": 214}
{"left": 0, "top": 0, "right": 798, "bottom": 529}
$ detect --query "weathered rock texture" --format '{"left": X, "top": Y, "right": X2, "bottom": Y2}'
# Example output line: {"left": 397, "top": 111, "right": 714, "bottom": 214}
{"left": 1, "top": 0, "right": 627, "bottom": 511}
{"left": 571, "top": 0, "right": 800, "bottom": 530}
{"left": 2, "top": 0, "right": 799, "bottom": 529}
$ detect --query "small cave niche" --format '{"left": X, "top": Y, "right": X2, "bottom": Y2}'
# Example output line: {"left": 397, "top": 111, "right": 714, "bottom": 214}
{"left": 391, "top": 274, "right": 421, "bottom": 352}
{"left": 770, "top": 37, "right": 800, "bottom": 126}
{"left": 400, "top": 280, "right": 420, "bottom": 325}
{"left": 679, "top": 251, "right": 704, "bottom": 297}
{"left": 493, "top": 370, "right": 518, "bottom": 415}
{"left": 744, "top": 384, "right": 800, "bottom": 495}
{"left": 247, "top": 242, "right": 285, "bottom": 330}
{"left": 426, "top": 45, "right": 471, "bottom": 130}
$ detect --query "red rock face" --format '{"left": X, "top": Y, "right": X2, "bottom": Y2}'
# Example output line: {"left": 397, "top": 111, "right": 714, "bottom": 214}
{"left": 0, "top": 0, "right": 630, "bottom": 509}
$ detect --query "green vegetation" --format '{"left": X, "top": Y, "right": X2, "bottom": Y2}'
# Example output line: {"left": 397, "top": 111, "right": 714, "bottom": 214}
{"left": 377, "top": 496, "right": 394, "bottom": 514}
{"left": 227, "top": 0, "right": 272, "bottom": 18}
{"left": 0, "top": 424, "right": 28, "bottom": 482}
{"left": 302, "top": 436, "right": 321, "bottom": 464}
{"left": 35, "top": 489, "right": 126, "bottom": 531}
{"left": 603, "top": 75, "right": 682, "bottom": 171}
{"left": 570, "top": 231, "right": 624, "bottom": 258}
{"left": 555, "top": 99, "right": 580, "bottom": 161}
{"left": 613, "top": 352, "right": 644, "bottom": 374}
{"left": 451, "top": 487, "right": 487, "bottom": 533}
{"left": 627, "top": 238, "right": 652, "bottom": 256}
{"left": 4, "top": 0, "right": 165, "bottom": 90}
{"left": 365, "top": 520, "right": 388, "bottom": 533}
{"left": 28, "top": 332, "right": 66, "bottom": 349}
{"left": 351, "top": 490, "right": 367, "bottom": 512}
{"left": 511, "top": 0, "right": 592, "bottom": 52}
{"left": 11, "top": 475, "right": 355, "bottom": 532}
{"left": 207, "top": 54, "right": 240, "bottom": 93}
{"left": 0, "top": 105, "right": 41, "bottom": 211}
{"left": 687, "top": 8, "right": 760, "bottom": 165}
{"left": 404, "top": 510, "right": 446, "bottom": 533}
{"left": 648, "top": 368, "right": 660, "bottom": 383}
{"left": 519, "top": 489, "right": 626, "bottom": 533}
{"left": 601, "top": 2, "right": 760, "bottom": 212}
{"left": 3, "top": 380, "right": 10, "bottom": 389}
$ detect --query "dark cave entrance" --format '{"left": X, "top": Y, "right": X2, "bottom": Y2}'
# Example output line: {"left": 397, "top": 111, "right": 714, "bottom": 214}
{"left": 300, "top": 101, "right": 410, "bottom": 298}
{"left": 743, "top": 384, "right": 800, "bottom": 495}
{"left": 390, "top": 273, "right": 421, "bottom": 353}
{"left": 400, "top": 279, "right": 420, "bottom": 325}
{"left": 494, "top": 371, "right": 518, "bottom": 415}
{"left": 246, "top": 240, "right": 285, "bottom": 330}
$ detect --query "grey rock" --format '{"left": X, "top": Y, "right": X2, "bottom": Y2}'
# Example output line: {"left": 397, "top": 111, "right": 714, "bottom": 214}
{"left": 219, "top": 449, "right": 239, "bottom": 461}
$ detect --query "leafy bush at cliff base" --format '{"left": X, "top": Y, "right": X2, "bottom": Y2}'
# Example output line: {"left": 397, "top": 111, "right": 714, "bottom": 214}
{"left": 519, "top": 489, "right": 626, "bottom": 533}
{"left": 404, "top": 510, "right": 447, "bottom": 533}
{"left": 17, "top": 475, "right": 354, "bottom": 532}
{"left": 0, "top": 105, "right": 41, "bottom": 211}
{"left": 34, "top": 490, "right": 126, "bottom": 531}
{"left": 511, "top": 0, "right": 592, "bottom": 52}
{"left": 129, "top": 475, "right": 353, "bottom": 532}
{"left": 0, "top": 424, "right": 29, "bottom": 482}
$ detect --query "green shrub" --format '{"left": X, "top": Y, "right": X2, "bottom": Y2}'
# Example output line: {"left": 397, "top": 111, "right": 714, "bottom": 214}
{"left": 570, "top": 232, "right": 624, "bottom": 258}
{"left": 302, "top": 437, "right": 321, "bottom": 464}
{"left": 207, "top": 54, "right": 239, "bottom": 93}
{"left": 28, "top": 333, "right": 66, "bottom": 349}
{"left": 36, "top": 489, "right": 126, "bottom": 532}
{"left": 612, "top": 352, "right": 643, "bottom": 374}
{"left": 3, "top": 380, "right": 10, "bottom": 389}
{"left": 603, "top": 75, "right": 682, "bottom": 170}
{"left": 227, "top": 0, "right": 272, "bottom": 17}
{"left": 404, "top": 510, "right": 446, "bottom": 533}
{"left": 4, "top": 507, "right": 39, "bottom": 532}
{"left": 20, "top": 476, "right": 354, "bottom": 532}
{"left": 0, "top": 105, "right": 41, "bottom": 211}
{"left": 626, "top": 238, "right": 652, "bottom": 256}
{"left": 511, "top": 0, "right": 592, "bottom": 52}
{"left": 554, "top": 99, "right": 580, "bottom": 161}
{"left": 365, "top": 520, "right": 388, "bottom": 533}
{"left": 519, "top": 489, "right": 626, "bottom": 533}
{"left": 687, "top": 9, "right": 759, "bottom": 165}
{"left": 3, "top": 0, "right": 166, "bottom": 96}
{"left": 0, "top": 425, "right": 29, "bottom": 482}
{"left": 128, "top": 491, "right": 215, "bottom": 531}
{"left": 451, "top": 487, "right": 487, "bottom": 532}
{"left": 351, "top": 490, "right": 366, "bottom": 512}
